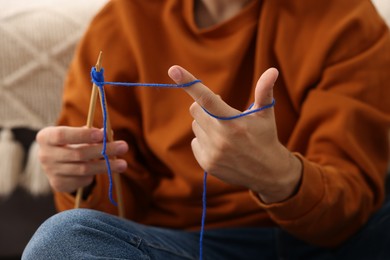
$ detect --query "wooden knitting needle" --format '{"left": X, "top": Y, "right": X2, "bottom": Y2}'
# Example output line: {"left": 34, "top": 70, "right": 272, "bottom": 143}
{"left": 74, "top": 52, "right": 102, "bottom": 209}
{"left": 74, "top": 52, "right": 124, "bottom": 218}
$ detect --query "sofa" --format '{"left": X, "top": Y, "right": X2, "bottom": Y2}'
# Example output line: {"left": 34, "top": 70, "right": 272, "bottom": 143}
{"left": 0, "top": 0, "right": 389, "bottom": 258}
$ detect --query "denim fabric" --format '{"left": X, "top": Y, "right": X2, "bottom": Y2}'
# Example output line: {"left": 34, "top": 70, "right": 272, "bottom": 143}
{"left": 22, "top": 200, "right": 390, "bottom": 260}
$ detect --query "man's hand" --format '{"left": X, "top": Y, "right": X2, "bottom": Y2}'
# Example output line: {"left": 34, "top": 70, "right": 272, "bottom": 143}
{"left": 168, "top": 65, "right": 302, "bottom": 203}
{"left": 36, "top": 126, "right": 128, "bottom": 193}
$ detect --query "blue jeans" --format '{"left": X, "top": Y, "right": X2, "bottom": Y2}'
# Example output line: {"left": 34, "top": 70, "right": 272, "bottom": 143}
{"left": 22, "top": 200, "right": 390, "bottom": 260}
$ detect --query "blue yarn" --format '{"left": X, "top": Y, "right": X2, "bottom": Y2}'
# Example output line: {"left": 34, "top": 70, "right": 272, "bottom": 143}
{"left": 91, "top": 67, "right": 201, "bottom": 206}
{"left": 90, "top": 67, "right": 276, "bottom": 260}
{"left": 95, "top": 83, "right": 117, "bottom": 206}
{"left": 199, "top": 171, "right": 207, "bottom": 260}
{"left": 202, "top": 99, "right": 275, "bottom": 120}
{"left": 91, "top": 67, "right": 201, "bottom": 88}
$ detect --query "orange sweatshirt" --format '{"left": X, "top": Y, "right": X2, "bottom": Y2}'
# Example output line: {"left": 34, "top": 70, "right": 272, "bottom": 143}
{"left": 55, "top": 0, "right": 390, "bottom": 247}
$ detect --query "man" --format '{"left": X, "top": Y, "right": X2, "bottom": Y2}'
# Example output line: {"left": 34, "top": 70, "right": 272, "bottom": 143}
{"left": 23, "top": 0, "right": 390, "bottom": 259}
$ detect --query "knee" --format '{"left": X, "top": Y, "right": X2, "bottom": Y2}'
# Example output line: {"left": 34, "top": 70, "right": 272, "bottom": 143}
{"left": 28, "top": 208, "right": 102, "bottom": 237}
{"left": 22, "top": 209, "right": 106, "bottom": 259}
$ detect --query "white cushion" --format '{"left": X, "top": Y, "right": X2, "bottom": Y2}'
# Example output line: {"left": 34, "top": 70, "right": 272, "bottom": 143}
{"left": 0, "top": 0, "right": 108, "bottom": 129}
{"left": 372, "top": 0, "right": 390, "bottom": 27}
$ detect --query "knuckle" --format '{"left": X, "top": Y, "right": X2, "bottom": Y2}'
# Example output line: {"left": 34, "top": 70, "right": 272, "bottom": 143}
{"left": 36, "top": 128, "right": 47, "bottom": 144}
{"left": 215, "top": 140, "right": 229, "bottom": 152}
{"left": 37, "top": 126, "right": 58, "bottom": 144}
{"left": 76, "top": 164, "right": 89, "bottom": 175}
{"left": 49, "top": 178, "right": 63, "bottom": 191}
{"left": 38, "top": 150, "right": 49, "bottom": 164}
{"left": 71, "top": 149, "right": 84, "bottom": 162}
{"left": 229, "top": 122, "right": 247, "bottom": 136}
{"left": 203, "top": 159, "right": 217, "bottom": 173}
{"left": 50, "top": 128, "right": 65, "bottom": 145}
{"left": 212, "top": 135, "right": 231, "bottom": 152}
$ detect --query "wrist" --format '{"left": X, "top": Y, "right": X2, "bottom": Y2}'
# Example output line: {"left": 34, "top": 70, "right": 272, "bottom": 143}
{"left": 258, "top": 150, "right": 303, "bottom": 204}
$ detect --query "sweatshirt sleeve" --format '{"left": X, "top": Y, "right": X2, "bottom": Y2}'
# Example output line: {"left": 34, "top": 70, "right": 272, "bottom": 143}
{"left": 252, "top": 0, "right": 390, "bottom": 247}
{"left": 53, "top": 1, "right": 161, "bottom": 220}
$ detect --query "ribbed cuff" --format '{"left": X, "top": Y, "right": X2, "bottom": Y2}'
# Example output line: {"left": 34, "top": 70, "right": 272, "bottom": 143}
{"left": 250, "top": 153, "right": 325, "bottom": 221}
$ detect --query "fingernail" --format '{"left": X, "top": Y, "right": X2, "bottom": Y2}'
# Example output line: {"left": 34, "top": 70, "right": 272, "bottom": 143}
{"left": 169, "top": 66, "right": 182, "bottom": 82}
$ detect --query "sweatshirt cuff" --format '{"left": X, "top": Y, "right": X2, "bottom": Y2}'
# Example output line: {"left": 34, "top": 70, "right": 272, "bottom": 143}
{"left": 250, "top": 153, "right": 325, "bottom": 221}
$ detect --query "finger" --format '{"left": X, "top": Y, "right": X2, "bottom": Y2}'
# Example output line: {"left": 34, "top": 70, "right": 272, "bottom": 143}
{"left": 189, "top": 102, "right": 217, "bottom": 131}
{"left": 190, "top": 138, "right": 207, "bottom": 171}
{"left": 44, "top": 159, "right": 128, "bottom": 178}
{"left": 39, "top": 141, "right": 128, "bottom": 163}
{"left": 168, "top": 65, "right": 239, "bottom": 118}
{"left": 65, "top": 141, "right": 128, "bottom": 162}
{"left": 192, "top": 119, "right": 211, "bottom": 147}
{"left": 37, "top": 126, "right": 104, "bottom": 146}
{"left": 253, "top": 68, "right": 279, "bottom": 110}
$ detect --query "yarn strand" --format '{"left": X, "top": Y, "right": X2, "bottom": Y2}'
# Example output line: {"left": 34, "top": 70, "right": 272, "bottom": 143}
{"left": 91, "top": 67, "right": 201, "bottom": 88}
{"left": 90, "top": 67, "right": 276, "bottom": 260}
{"left": 96, "top": 83, "right": 117, "bottom": 206}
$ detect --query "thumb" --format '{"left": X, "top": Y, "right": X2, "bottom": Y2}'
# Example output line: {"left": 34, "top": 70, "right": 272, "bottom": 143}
{"left": 253, "top": 68, "right": 279, "bottom": 110}
{"left": 168, "top": 65, "right": 239, "bottom": 118}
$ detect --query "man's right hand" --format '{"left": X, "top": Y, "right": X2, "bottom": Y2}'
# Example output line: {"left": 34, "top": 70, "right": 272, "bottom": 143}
{"left": 36, "top": 126, "right": 128, "bottom": 193}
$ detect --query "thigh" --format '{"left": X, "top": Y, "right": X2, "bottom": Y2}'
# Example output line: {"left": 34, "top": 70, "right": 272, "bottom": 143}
{"left": 22, "top": 209, "right": 281, "bottom": 260}
{"left": 276, "top": 230, "right": 337, "bottom": 260}
{"left": 276, "top": 201, "right": 390, "bottom": 260}
{"left": 202, "top": 227, "right": 278, "bottom": 260}
{"left": 335, "top": 200, "right": 390, "bottom": 260}
{"left": 22, "top": 209, "right": 200, "bottom": 259}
